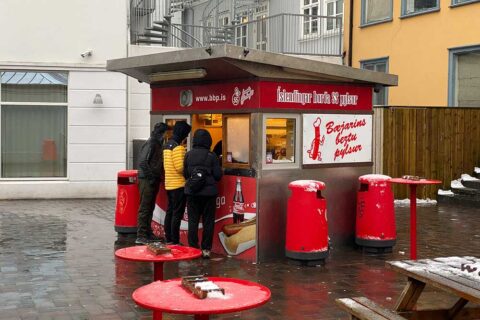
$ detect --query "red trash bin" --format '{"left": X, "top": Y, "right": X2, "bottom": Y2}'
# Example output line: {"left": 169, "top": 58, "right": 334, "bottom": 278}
{"left": 286, "top": 180, "right": 328, "bottom": 264}
{"left": 115, "top": 170, "right": 139, "bottom": 234}
{"left": 355, "top": 174, "right": 395, "bottom": 251}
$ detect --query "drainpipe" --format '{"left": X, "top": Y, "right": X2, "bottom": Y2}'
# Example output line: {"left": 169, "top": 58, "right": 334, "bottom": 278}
{"left": 348, "top": 0, "right": 354, "bottom": 67}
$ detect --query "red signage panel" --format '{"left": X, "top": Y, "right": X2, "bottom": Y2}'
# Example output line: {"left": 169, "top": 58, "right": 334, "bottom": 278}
{"left": 152, "top": 82, "right": 260, "bottom": 111}
{"left": 259, "top": 81, "right": 372, "bottom": 111}
{"left": 151, "top": 80, "right": 373, "bottom": 112}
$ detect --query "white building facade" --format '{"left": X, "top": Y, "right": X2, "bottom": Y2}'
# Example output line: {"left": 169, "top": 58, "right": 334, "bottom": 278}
{"left": 0, "top": 0, "right": 342, "bottom": 199}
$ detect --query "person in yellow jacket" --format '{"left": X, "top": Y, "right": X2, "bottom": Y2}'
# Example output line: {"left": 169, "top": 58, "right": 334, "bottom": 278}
{"left": 163, "top": 121, "right": 191, "bottom": 244}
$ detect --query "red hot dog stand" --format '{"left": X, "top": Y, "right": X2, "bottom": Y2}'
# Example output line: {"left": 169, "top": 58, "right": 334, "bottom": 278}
{"left": 107, "top": 45, "right": 397, "bottom": 262}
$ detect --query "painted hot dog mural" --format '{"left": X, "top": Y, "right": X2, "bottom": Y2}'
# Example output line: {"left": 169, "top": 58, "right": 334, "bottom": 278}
{"left": 307, "top": 117, "right": 325, "bottom": 161}
{"left": 152, "top": 175, "right": 257, "bottom": 261}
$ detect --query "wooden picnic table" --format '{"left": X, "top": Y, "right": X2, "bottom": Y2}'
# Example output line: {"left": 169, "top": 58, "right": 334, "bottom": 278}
{"left": 387, "top": 256, "right": 480, "bottom": 319}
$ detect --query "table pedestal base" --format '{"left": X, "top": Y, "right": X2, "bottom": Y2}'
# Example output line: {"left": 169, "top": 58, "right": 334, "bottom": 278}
{"left": 153, "top": 310, "right": 162, "bottom": 320}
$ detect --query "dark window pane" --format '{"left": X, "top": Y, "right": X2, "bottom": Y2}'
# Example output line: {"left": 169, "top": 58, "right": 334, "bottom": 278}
{"left": 1, "top": 105, "right": 67, "bottom": 177}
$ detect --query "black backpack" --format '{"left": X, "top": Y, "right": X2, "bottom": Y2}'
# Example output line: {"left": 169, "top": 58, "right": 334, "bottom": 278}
{"left": 185, "top": 167, "right": 209, "bottom": 193}
{"left": 185, "top": 152, "right": 211, "bottom": 194}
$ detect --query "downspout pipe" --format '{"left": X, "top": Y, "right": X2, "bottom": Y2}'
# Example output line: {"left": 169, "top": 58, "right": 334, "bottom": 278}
{"left": 348, "top": 0, "right": 353, "bottom": 67}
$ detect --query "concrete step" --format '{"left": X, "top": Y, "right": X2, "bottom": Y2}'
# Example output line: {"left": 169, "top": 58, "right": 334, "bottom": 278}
{"left": 461, "top": 177, "right": 480, "bottom": 190}
{"left": 140, "top": 31, "right": 168, "bottom": 40}
{"left": 438, "top": 193, "right": 480, "bottom": 207}
{"left": 451, "top": 185, "right": 480, "bottom": 196}
{"left": 136, "top": 38, "right": 167, "bottom": 45}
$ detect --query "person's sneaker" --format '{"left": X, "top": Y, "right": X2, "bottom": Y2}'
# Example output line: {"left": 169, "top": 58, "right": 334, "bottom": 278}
{"left": 202, "top": 250, "right": 211, "bottom": 259}
{"left": 135, "top": 237, "right": 148, "bottom": 245}
{"left": 148, "top": 234, "right": 166, "bottom": 243}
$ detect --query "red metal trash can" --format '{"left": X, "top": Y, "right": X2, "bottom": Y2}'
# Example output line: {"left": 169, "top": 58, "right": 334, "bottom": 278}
{"left": 286, "top": 180, "right": 328, "bottom": 264}
{"left": 355, "top": 174, "right": 395, "bottom": 251}
{"left": 115, "top": 170, "right": 139, "bottom": 234}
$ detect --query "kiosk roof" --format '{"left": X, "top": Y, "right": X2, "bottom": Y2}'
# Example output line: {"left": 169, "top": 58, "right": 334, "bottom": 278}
{"left": 107, "top": 44, "right": 397, "bottom": 87}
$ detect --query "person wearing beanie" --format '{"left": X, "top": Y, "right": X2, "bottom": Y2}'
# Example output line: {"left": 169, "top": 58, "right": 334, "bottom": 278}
{"left": 135, "top": 122, "right": 168, "bottom": 245}
{"left": 163, "top": 121, "right": 192, "bottom": 244}
{"left": 184, "top": 129, "right": 222, "bottom": 258}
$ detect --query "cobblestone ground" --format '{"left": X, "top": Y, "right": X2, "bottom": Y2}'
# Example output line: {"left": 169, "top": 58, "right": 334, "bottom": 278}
{"left": 0, "top": 199, "right": 479, "bottom": 319}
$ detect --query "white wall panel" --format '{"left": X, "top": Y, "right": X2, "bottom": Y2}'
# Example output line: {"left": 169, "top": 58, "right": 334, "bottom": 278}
{"left": 69, "top": 163, "right": 125, "bottom": 181}
{"left": 69, "top": 126, "right": 125, "bottom": 144}
{"left": 69, "top": 89, "right": 126, "bottom": 109}
{"left": 69, "top": 144, "right": 125, "bottom": 163}
{"left": 129, "top": 77, "right": 151, "bottom": 94}
{"left": 0, "top": 0, "right": 127, "bottom": 65}
{"left": 130, "top": 109, "right": 151, "bottom": 127}
{"left": 129, "top": 93, "right": 150, "bottom": 110}
{"left": 69, "top": 72, "right": 126, "bottom": 90}
{"left": 129, "top": 126, "right": 150, "bottom": 140}
{"left": 0, "top": 181, "right": 116, "bottom": 199}
{"left": 69, "top": 108, "right": 126, "bottom": 126}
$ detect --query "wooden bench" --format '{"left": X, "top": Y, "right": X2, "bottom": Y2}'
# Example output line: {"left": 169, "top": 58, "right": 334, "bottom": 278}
{"left": 336, "top": 297, "right": 407, "bottom": 320}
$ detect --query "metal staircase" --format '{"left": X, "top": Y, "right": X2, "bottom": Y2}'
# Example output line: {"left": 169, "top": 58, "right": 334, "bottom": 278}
{"left": 129, "top": 0, "right": 344, "bottom": 57}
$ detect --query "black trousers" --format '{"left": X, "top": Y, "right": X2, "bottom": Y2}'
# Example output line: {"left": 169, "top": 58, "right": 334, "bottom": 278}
{"left": 165, "top": 188, "right": 186, "bottom": 244}
{"left": 187, "top": 195, "right": 216, "bottom": 251}
{"left": 137, "top": 178, "right": 159, "bottom": 238}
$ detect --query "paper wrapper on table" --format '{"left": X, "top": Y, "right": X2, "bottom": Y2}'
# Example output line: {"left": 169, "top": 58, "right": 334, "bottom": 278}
{"left": 181, "top": 276, "right": 225, "bottom": 299}
{"left": 146, "top": 242, "right": 171, "bottom": 255}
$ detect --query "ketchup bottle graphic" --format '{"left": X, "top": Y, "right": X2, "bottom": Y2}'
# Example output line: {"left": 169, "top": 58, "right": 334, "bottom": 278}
{"left": 232, "top": 177, "right": 245, "bottom": 223}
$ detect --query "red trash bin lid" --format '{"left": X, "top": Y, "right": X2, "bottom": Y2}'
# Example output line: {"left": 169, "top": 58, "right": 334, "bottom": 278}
{"left": 288, "top": 180, "right": 325, "bottom": 192}
{"left": 359, "top": 174, "right": 391, "bottom": 186}
{"left": 118, "top": 170, "right": 138, "bottom": 178}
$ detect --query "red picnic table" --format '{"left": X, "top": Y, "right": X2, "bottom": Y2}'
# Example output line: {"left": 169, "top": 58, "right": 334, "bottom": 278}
{"left": 389, "top": 178, "right": 442, "bottom": 260}
{"left": 132, "top": 277, "right": 272, "bottom": 320}
{"left": 114, "top": 245, "right": 202, "bottom": 281}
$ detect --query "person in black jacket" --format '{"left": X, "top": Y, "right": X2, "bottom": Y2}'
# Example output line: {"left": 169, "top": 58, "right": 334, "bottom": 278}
{"left": 184, "top": 129, "right": 223, "bottom": 258}
{"left": 135, "top": 122, "right": 168, "bottom": 245}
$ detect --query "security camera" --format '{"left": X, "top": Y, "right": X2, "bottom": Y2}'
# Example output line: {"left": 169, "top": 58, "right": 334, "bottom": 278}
{"left": 80, "top": 50, "right": 93, "bottom": 58}
{"left": 374, "top": 84, "right": 383, "bottom": 93}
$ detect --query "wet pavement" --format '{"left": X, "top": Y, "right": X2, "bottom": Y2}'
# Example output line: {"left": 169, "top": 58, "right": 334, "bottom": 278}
{"left": 0, "top": 199, "right": 479, "bottom": 319}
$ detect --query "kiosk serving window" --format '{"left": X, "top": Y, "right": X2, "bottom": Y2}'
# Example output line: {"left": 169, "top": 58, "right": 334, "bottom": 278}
{"left": 163, "top": 115, "right": 191, "bottom": 150}
{"left": 223, "top": 114, "right": 250, "bottom": 168}
{"left": 263, "top": 114, "right": 300, "bottom": 169}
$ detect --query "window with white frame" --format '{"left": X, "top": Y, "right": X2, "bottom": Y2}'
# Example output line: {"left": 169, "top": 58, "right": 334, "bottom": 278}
{"left": 263, "top": 114, "right": 300, "bottom": 169}
{"left": 235, "top": 16, "right": 248, "bottom": 47}
{"left": 0, "top": 71, "right": 68, "bottom": 178}
{"left": 302, "top": 0, "right": 320, "bottom": 36}
{"left": 361, "top": 0, "right": 393, "bottom": 25}
{"left": 402, "top": 0, "right": 439, "bottom": 16}
{"left": 449, "top": 46, "right": 480, "bottom": 107}
{"left": 254, "top": 4, "right": 268, "bottom": 51}
{"left": 361, "top": 58, "right": 388, "bottom": 105}
{"left": 452, "top": 0, "right": 480, "bottom": 4}
{"left": 325, "top": 0, "right": 343, "bottom": 31}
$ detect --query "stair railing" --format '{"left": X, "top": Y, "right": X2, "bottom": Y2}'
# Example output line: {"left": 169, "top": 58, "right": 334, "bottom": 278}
{"left": 130, "top": 0, "right": 169, "bottom": 44}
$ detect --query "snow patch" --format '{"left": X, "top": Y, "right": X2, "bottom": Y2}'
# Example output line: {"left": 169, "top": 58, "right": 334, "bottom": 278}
{"left": 475, "top": 167, "right": 480, "bottom": 174}
{"left": 461, "top": 173, "right": 479, "bottom": 181}
{"left": 359, "top": 174, "right": 391, "bottom": 182}
{"left": 289, "top": 180, "right": 325, "bottom": 192}
{"left": 438, "top": 189, "right": 454, "bottom": 196}
{"left": 394, "top": 198, "right": 437, "bottom": 206}
{"left": 451, "top": 179, "right": 465, "bottom": 189}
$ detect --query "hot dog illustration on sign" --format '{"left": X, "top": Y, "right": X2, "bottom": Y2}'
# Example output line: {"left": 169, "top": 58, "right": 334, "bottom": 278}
{"left": 307, "top": 117, "right": 325, "bottom": 161}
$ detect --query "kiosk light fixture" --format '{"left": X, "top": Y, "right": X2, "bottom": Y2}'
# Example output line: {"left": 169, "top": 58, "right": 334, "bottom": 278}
{"left": 149, "top": 69, "right": 207, "bottom": 83}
